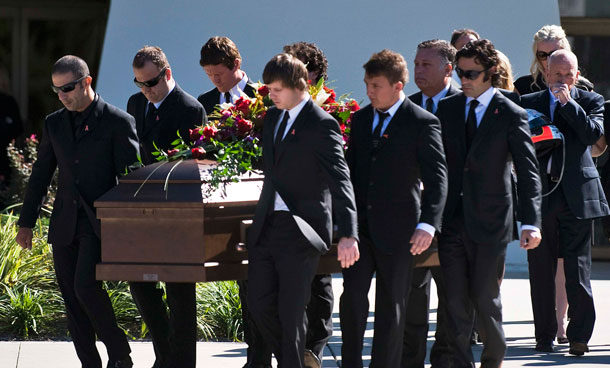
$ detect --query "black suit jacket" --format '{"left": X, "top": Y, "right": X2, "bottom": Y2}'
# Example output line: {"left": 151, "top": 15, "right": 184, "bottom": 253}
{"left": 346, "top": 98, "right": 448, "bottom": 254}
{"left": 438, "top": 91, "right": 541, "bottom": 244}
{"left": 247, "top": 98, "right": 358, "bottom": 253}
{"left": 521, "top": 88, "right": 609, "bottom": 219}
{"left": 18, "top": 96, "right": 139, "bottom": 244}
{"left": 198, "top": 82, "right": 256, "bottom": 115}
{"left": 127, "top": 84, "right": 206, "bottom": 165}
{"left": 408, "top": 85, "right": 461, "bottom": 111}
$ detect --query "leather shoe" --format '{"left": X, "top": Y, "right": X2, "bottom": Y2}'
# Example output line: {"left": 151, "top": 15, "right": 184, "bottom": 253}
{"left": 304, "top": 349, "right": 321, "bottom": 368}
{"left": 534, "top": 341, "right": 554, "bottom": 353}
{"left": 569, "top": 342, "right": 589, "bottom": 356}
{"left": 107, "top": 356, "right": 133, "bottom": 368}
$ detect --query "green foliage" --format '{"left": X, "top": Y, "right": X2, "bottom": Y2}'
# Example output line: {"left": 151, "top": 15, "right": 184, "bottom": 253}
{"left": 0, "top": 214, "right": 244, "bottom": 341}
{"left": 196, "top": 281, "right": 243, "bottom": 342}
{"left": 1, "top": 136, "right": 58, "bottom": 212}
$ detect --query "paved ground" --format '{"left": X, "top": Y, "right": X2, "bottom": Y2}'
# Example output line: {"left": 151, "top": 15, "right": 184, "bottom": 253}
{"left": 2, "top": 242, "right": 610, "bottom": 367}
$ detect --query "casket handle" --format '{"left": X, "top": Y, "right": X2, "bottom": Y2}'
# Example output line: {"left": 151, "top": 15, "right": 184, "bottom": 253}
{"left": 237, "top": 219, "right": 253, "bottom": 252}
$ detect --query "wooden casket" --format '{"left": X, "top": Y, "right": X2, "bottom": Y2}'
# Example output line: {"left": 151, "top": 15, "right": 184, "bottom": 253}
{"left": 95, "top": 159, "right": 439, "bottom": 283}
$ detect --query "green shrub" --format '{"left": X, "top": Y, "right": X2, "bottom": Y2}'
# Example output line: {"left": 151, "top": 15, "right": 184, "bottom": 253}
{"left": 196, "top": 281, "right": 243, "bottom": 342}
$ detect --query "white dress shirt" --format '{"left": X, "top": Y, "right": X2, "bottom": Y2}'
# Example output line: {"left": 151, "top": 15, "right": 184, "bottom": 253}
{"left": 465, "top": 86, "right": 539, "bottom": 233}
{"left": 421, "top": 83, "right": 451, "bottom": 114}
{"left": 273, "top": 94, "right": 311, "bottom": 212}
{"left": 220, "top": 71, "right": 249, "bottom": 104}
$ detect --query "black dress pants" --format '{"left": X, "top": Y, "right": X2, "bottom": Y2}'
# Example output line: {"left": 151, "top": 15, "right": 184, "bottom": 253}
{"left": 438, "top": 211, "right": 506, "bottom": 368}
{"left": 402, "top": 266, "right": 452, "bottom": 368}
{"left": 527, "top": 185, "right": 595, "bottom": 344}
{"left": 340, "top": 232, "right": 414, "bottom": 368}
{"left": 306, "top": 273, "right": 334, "bottom": 360}
{"left": 52, "top": 213, "right": 131, "bottom": 368}
{"left": 129, "top": 281, "right": 196, "bottom": 368}
{"left": 238, "top": 279, "right": 273, "bottom": 367}
{"left": 247, "top": 211, "right": 320, "bottom": 368}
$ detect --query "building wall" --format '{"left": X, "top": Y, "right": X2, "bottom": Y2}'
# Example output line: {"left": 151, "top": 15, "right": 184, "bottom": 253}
{"left": 97, "top": 0, "right": 560, "bottom": 107}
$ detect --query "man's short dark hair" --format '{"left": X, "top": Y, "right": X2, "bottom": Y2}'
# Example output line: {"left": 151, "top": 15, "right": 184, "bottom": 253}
{"left": 456, "top": 39, "right": 500, "bottom": 86}
{"left": 417, "top": 39, "right": 456, "bottom": 65}
{"left": 132, "top": 46, "right": 170, "bottom": 70}
{"left": 450, "top": 28, "right": 480, "bottom": 48}
{"left": 363, "top": 49, "right": 408, "bottom": 85}
{"left": 283, "top": 41, "right": 328, "bottom": 82}
{"left": 199, "top": 36, "right": 241, "bottom": 69}
{"left": 262, "top": 53, "right": 308, "bottom": 91}
{"left": 52, "top": 55, "right": 89, "bottom": 78}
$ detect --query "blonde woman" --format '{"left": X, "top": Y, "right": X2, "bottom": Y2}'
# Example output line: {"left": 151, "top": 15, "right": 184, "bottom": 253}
{"left": 496, "top": 50, "right": 515, "bottom": 91}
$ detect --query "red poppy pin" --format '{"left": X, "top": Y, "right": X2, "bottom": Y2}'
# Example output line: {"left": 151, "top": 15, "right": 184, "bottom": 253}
{"left": 84, "top": 125, "right": 89, "bottom": 131}
{"left": 290, "top": 129, "right": 296, "bottom": 135}
{"left": 494, "top": 108, "right": 499, "bottom": 114}
{"left": 382, "top": 134, "right": 389, "bottom": 138}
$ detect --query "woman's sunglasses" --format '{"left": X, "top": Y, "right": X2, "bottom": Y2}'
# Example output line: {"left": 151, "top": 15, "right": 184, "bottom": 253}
{"left": 51, "top": 75, "right": 88, "bottom": 93}
{"left": 134, "top": 68, "right": 167, "bottom": 88}
{"left": 536, "top": 50, "right": 557, "bottom": 60}
{"left": 455, "top": 66, "right": 489, "bottom": 80}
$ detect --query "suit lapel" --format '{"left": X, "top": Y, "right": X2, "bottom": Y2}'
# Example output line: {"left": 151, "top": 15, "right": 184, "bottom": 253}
{"left": 59, "top": 109, "right": 76, "bottom": 148}
{"left": 75, "top": 96, "right": 103, "bottom": 143}
{"left": 265, "top": 108, "right": 281, "bottom": 169}
{"left": 274, "top": 99, "right": 313, "bottom": 164}
{"left": 468, "top": 92, "right": 501, "bottom": 155}
{"left": 377, "top": 99, "right": 408, "bottom": 151}
{"left": 451, "top": 94, "right": 468, "bottom": 160}
{"left": 538, "top": 89, "right": 551, "bottom": 118}
{"left": 135, "top": 94, "right": 147, "bottom": 137}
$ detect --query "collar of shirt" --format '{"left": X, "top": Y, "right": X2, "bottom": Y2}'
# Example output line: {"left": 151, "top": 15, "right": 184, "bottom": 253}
{"left": 464, "top": 86, "right": 496, "bottom": 126}
{"left": 372, "top": 91, "right": 405, "bottom": 135}
{"left": 276, "top": 93, "right": 310, "bottom": 140}
{"left": 421, "top": 83, "right": 450, "bottom": 113}
{"left": 148, "top": 83, "right": 175, "bottom": 111}
{"left": 221, "top": 70, "right": 249, "bottom": 104}
{"left": 72, "top": 94, "right": 99, "bottom": 122}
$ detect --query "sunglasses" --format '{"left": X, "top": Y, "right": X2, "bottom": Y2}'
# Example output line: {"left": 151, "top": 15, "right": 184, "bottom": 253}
{"left": 134, "top": 68, "right": 167, "bottom": 88}
{"left": 455, "top": 66, "right": 489, "bottom": 80}
{"left": 536, "top": 50, "right": 558, "bottom": 60}
{"left": 51, "top": 75, "right": 88, "bottom": 93}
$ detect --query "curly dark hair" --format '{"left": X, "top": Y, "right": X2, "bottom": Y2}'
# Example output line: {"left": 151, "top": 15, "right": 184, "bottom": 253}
{"left": 283, "top": 42, "right": 328, "bottom": 83}
{"left": 455, "top": 39, "right": 500, "bottom": 86}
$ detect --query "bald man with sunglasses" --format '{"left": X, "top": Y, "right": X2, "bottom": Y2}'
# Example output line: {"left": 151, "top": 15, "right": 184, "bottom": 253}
{"left": 126, "top": 46, "right": 206, "bottom": 368}
{"left": 16, "top": 55, "right": 139, "bottom": 368}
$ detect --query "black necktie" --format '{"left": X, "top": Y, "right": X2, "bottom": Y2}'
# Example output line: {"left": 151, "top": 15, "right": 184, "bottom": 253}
{"left": 425, "top": 98, "right": 434, "bottom": 113}
{"left": 465, "top": 100, "right": 479, "bottom": 150}
{"left": 224, "top": 91, "right": 232, "bottom": 104}
{"left": 275, "top": 111, "right": 290, "bottom": 148}
{"left": 372, "top": 110, "right": 390, "bottom": 149}
{"left": 145, "top": 102, "right": 157, "bottom": 132}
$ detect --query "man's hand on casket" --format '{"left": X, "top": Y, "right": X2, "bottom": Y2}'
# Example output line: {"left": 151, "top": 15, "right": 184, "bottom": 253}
{"left": 16, "top": 227, "right": 33, "bottom": 250}
{"left": 337, "top": 237, "right": 359, "bottom": 268}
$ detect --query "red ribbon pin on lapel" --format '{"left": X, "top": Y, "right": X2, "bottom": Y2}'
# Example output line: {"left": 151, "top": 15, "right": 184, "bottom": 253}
{"left": 156, "top": 115, "right": 160, "bottom": 121}
{"left": 494, "top": 108, "right": 499, "bottom": 114}
{"left": 382, "top": 134, "right": 389, "bottom": 138}
{"left": 84, "top": 125, "right": 89, "bottom": 131}
{"left": 290, "top": 129, "right": 295, "bottom": 135}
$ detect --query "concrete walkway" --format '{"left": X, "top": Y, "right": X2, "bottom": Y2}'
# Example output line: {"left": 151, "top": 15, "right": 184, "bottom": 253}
{"left": 2, "top": 242, "right": 610, "bottom": 367}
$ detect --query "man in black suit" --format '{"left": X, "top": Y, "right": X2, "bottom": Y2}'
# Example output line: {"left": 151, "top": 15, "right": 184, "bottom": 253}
{"left": 127, "top": 46, "right": 206, "bottom": 368}
{"left": 16, "top": 55, "right": 138, "bottom": 368}
{"left": 283, "top": 41, "right": 334, "bottom": 368}
{"left": 198, "top": 36, "right": 257, "bottom": 115}
{"left": 198, "top": 36, "right": 271, "bottom": 368}
{"left": 521, "top": 49, "right": 608, "bottom": 356}
{"left": 341, "top": 49, "right": 448, "bottom": 368}
{"left": 247, "top": 53, "right": 358, "bottom": 368}
{"left": 404, "top": 39, "right": 458, "bottom": 368}
{"left": 437, "top": 39, "right": 542, "bottom": 368}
